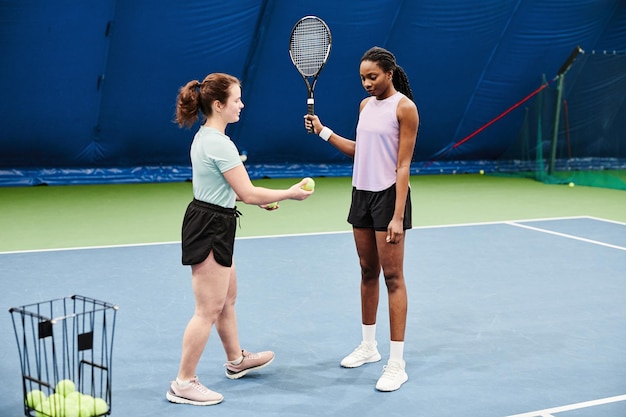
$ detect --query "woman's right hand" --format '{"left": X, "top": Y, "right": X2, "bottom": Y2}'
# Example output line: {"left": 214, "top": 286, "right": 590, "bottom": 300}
{"left": 304, "top": 114, "right": 323, "bottom": 135}
{"left": 289, "top": 178, "right": 315, "bottom": 200}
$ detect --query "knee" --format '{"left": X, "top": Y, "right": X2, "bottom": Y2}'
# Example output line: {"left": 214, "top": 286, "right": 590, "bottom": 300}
{"left": 360, "top": 265, "right": 380, "bottom": 284}
{"left": 223, "top": 292, "right": 237, "bottom": 310}
{"left": 195, "top": 302, "right": 224, "bottom": 323}
{"left": 383, "top": 270, "right": 404, "bottom": 293}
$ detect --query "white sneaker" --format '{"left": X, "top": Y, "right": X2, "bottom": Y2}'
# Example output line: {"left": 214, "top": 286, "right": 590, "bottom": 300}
{"left": 340, "top": 341, "right": 382, "bottom": 368}
{"left": 375, "top": 360, "right": 408, "bottom": 392}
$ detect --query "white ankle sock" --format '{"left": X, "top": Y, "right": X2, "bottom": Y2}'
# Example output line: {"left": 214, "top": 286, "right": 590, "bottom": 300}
{"left": 176, "top": 377, "right": 190, "bottom": 386}
{"left": 362, "top": 324, "right": 376, "bottom": 345}
{"left": 389, "top": 340, "right": 405, "bottom": 363}
{"left": 229, "top": 355, "right": 244, "bottom": 365}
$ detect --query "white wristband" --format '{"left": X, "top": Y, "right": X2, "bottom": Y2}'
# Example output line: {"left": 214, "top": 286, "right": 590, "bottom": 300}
{"left": 319, "top": 126, "right": 333, "bottom": 141}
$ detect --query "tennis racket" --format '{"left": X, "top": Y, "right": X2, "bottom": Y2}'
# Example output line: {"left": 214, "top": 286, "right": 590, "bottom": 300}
{"left": 289, "top": 16, "right": 332, "bottom": 132}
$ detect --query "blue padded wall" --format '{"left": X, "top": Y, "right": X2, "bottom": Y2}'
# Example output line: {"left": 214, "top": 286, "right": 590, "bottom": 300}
{"left": 0, "top": 0, "right": 624, "bottom": 184}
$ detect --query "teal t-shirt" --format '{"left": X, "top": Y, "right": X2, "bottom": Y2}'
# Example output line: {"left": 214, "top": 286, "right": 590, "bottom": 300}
{"left": 190, "top": 126, "right": 242, "bottom": 208}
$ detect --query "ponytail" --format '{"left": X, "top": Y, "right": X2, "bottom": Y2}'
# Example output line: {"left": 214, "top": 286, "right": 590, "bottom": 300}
{"left": 175, "top": 80, "right": 202, "bottom": 128}
{"left": 174, "top": 73, "right": 241, "bottom": 129}
{"left": 392, "top": 65, "right": 414, "bottom": 101}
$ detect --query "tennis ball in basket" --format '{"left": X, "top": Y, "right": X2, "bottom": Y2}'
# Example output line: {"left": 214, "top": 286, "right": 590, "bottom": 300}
{"left": 81, "top": 394, "right": 96, "bottom": 412}
{"left": 49, "top": 392, "right": 70, "bottom": 416}
{"left": 65, "top": 391, "right": 82, "bottom": 403}
{"left": 62, "top": 398, "right": 80, "bottom": 417}
{"left": 26, "top": 389, "right": 46, "bottom": 409}
{"left": 93, "top": 397, "right": 109, "bottom": 415}
{"left": 56, "top": 379, "right": 76, "bottom": 396}
{"left": 34, "top": 399, "right": 51, "bottom": 417}
{"left": 302, "top": 178, "right": 315, "bottom": 191}
{"left": 78, "top": 402, "right": 92, "bottom": 417}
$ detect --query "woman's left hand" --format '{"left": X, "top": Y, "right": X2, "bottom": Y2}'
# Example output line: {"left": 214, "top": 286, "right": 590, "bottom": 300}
{"left": 386, "top": 219, "right": 404, "bottom": 244}
{"left": 260, "top": 202, "right": 279, "bottom": 211}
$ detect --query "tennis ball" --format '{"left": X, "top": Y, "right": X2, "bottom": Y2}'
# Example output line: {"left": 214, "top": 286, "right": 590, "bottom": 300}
{"left": 93, "top": 397, "right": 109, "bottom": 416}
{"left": 65, "top": 391, "right": 82, "bottom": 403}
{"left": 48, "top": 393, "right": 66, "bottom": 416}
{"left": 78, "top": 402, "right": 93, "bottom": 417}
{"left": 35, "top": 399, "right": 51, "bottom": 417}
{"left": 26, "top": 389, "right": 47, "bottom": 409}
{"left": 479, "top": 169, "right": 484, "bottom": 175}
{"left": 302, "top": 178, "right": 315, "bottom": 191}
{"left": 56, "top": 379, "right": 76, "bottom": 396}
{"left": 81, "top": 394, "right": 96, "bottom": 413}
{"left": 63, "top": 398, "right": 80, "bottom": 417}
{"left": 267, "top": 202, "right": 278, "bottom": 209}
{"left": 569, "top": 182, "right": 575, "bottom": 187}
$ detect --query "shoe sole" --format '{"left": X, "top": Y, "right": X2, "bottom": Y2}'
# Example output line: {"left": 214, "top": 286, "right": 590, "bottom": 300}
{"left": 375, "top": 373, "right": 408, "bottom": 392}
{"left": 225, "top": 355, "right": 275, "bottom": 380}
{"left": 166, "top": 390, "right": 224, "bottom": 406}
{"left": 340, "top": 352, "right": 382, "bottom": 368}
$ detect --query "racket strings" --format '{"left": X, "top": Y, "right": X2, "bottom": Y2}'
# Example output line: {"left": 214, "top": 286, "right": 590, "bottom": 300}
{"left": 290, "top": 20, "right": 331, "bottom": 77}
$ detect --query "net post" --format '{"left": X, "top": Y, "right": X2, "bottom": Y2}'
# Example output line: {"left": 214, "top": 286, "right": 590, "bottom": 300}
{"left": 548, "top": 74, "right": 565, "bottom": 175}
{"left": 535, "top": 74, "right": 546, "bottom": 180}
{"left": 548, "top": 46, "right": 583, "bottom": 175}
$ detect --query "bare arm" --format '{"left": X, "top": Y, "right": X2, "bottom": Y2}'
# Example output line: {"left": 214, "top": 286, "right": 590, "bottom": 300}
{"left": 223, "top": 164, "right": 313, "bottom": 206}
{"left": 387, "top": 97, "right": 419, "bottom": 243}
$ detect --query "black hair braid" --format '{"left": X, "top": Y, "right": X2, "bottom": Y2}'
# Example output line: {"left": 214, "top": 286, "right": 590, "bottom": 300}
{"left": 393, "top": 65, "right": 414, "bottom": 102}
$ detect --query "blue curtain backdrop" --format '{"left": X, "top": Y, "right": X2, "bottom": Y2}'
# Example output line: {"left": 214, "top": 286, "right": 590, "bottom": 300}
{"left": 0, "top": 0, "right": 624, "bottom": 185}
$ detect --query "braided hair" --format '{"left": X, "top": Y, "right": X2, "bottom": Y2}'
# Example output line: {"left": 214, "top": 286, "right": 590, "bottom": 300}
{"left": 361, "top": 46, "right": 414, "bottom": 101}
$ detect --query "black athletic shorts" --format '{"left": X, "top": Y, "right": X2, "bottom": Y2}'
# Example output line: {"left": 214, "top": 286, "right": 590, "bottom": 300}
{"left": 181, "top": 199, "right": 240, "bottom": 267}
{"left": 347, "top": 184, "right": 412, "bottom": 231}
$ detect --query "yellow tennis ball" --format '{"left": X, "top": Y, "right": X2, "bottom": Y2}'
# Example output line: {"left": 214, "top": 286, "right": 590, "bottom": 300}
{"left": 62, "top": 398, "right": 80, "bottom": 417}
{"left": 479, "top": 170, "right": 484, "bottom": 175}
{"left": 35, "top": 399, "right": 51, "bottom": 417}
{"left": 26, "top": 390, "right": 47, "bottom": 409}
{"left": 302, "top": 178, "right": 315, "bottom": 191}
{"left": 267, "top": 202, "right": 278, "bottom": 209}
{"left": 93, "top": 397, "right": 109, "bottom": 415}
{"left": 56, "top": 379, "right": 76, "bottom": 396}
{"left": 569, "top": 182, "right": 575, "bottom": 187}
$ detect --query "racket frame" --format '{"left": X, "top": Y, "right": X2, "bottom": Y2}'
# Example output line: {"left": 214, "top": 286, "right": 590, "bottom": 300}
{"left": 288, "top": 15, "right": 332, "bottom": 128}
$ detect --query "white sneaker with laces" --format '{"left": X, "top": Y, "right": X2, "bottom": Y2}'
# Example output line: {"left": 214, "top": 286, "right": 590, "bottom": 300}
{"left": 340, "top": 341, "right": 382, "bottom": 368}
{"left": 375, "top": 360, "right": 408, "bottom": 392}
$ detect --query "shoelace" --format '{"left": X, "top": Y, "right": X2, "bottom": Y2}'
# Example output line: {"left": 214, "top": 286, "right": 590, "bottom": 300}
{"left": 351, "top": 343, "right": 374, "bottom": 358}
{"left": 189, "top": 380, "right": 211, "bottom": 394}
{"left": 381, "top": 363, "right": 402, "bottom": 378}
{"left": 225, "top": 350, "right": 252, "bottom": 368}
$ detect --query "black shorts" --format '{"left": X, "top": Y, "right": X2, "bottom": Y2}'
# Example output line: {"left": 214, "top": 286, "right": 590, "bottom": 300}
{"left": 181, "top": 199, "right": 240, "bottom": 267}
{"left": 347, "top": 184, "right": 412, "bottom": 231}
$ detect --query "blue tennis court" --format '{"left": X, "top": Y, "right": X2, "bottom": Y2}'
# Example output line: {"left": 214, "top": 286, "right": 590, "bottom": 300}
{"left": 1, "top": 216, "right": 625, "bottom": 417}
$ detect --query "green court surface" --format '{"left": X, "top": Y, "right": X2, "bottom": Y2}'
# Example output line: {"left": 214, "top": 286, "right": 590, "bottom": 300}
{"left": 1, "top": 174, "right": 625, "bottom": 252}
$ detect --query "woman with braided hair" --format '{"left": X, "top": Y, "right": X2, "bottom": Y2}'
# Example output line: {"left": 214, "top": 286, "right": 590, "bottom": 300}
{"left": 305, "top": 46, "right": 419, "bottom": 392}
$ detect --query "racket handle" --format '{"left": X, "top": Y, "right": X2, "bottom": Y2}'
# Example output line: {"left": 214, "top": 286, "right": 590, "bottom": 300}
{"left": 307, "top": 98, "right": 315, "bottom": 133}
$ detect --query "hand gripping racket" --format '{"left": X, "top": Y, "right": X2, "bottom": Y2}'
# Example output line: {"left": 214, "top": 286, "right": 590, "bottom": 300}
{"left": 289, "top": 16, "right": 332, "bottom": 132}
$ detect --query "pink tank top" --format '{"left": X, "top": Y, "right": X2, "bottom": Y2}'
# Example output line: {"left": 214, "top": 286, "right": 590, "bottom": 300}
{"left": 353, "top": 92, "right": 405, "bottom": 191}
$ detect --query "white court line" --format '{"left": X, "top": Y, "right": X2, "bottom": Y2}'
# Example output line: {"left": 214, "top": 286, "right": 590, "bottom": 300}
{"left": 0, "top": 215, "right": 616, "bottom": 255}
{"left": 504, "top": 394, "right": 626, "bottom": 417}
{"left": 586, "top": 215, "right": 626, "bottom": 227}
{"left": 507, "top": 221, "right": 626, "bottom": 252}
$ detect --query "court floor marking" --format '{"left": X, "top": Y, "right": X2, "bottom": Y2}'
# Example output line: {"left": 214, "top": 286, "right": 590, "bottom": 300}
{"left": 586, "top": 215, "right": 626, "bottom": 227}
{"left": 504, "top": 394, "right": 626, "bottom": 417}
{"left": 0, "top": 215, "right": 617, "bottom": 255}
{"left": 506, "top": 221, "right": 626, "bottom": 252}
